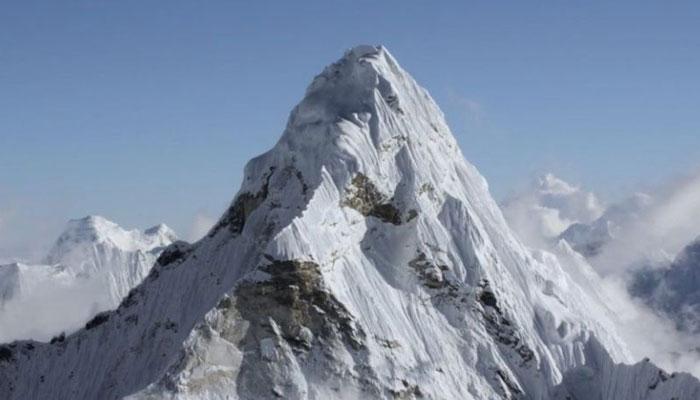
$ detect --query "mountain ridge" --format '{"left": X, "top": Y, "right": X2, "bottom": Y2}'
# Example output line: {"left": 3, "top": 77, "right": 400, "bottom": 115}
{"left": 0, "top": 45, "right": 697, "bottom": 400}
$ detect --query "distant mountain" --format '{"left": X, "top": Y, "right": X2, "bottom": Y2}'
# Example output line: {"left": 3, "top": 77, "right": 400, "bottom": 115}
{"left": 629, "top": 237, "right": 700, "bottom": 333}
{"left": 1, "top": 46, "right": 698, "bottom": 399}
{"left": 44, "top": 215, "right": 177, "bottom": 304}
{"left": 0, "top": 215, "right": 176, "bottom": 342}
{"left": 559, "top": 192, "right": 653, "bottom": 258}
{"left": 523, "top": 177, "right": 700, "bottom": 338}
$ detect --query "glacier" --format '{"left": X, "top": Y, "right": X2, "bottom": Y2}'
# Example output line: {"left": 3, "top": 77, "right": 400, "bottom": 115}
{"left": 0, "top": 45, "right": 698, "bottom": 399}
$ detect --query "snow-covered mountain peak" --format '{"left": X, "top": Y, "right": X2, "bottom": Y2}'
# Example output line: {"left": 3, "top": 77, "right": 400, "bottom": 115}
{"left": 304, "top": 44, "right": 403, "bottom": 101}
{"left": 282, "top": 44, "right": 456, "bottom": 154}
{"left": 0, "top": 216, "right": 178, "bottom": 342}
{"left": 61, "top": 214, "right": 118, "bottom": 238}
{"left": 174, "top": 46, "right": 637, "bottom": 397}
{"left": 2, "top": 46, "right": 699, "bottom": 400}
{"left": 45, "top": 215, "right": 176, "bottom": 265}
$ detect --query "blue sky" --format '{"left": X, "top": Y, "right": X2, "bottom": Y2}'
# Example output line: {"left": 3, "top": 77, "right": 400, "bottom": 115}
{"left": 1, "top": 1, "right": 700, "bottom": 258}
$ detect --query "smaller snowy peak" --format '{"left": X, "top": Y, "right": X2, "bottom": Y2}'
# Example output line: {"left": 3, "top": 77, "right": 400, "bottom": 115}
{"left": 62, "top": 215, "right": 118, "bottom": 237}
{"left": 0, "top": 215, "right": 178, "bottom": 342}
{"left": 143, "top": 224, "right": 178, "bottom": 246}
{"left": 45, "top": 215, "right": 176, "bottom": 265}
{"left": 501, "top": 173, "right": 604, "bottom": 247}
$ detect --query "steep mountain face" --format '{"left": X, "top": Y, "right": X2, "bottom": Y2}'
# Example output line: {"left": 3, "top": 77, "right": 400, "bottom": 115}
{"left": 629, "top": 237, "right": 700, "bottom": 333}
{"left": 0, "top": 46, "right": 698, "bottom": 399}
{"left": 0, "top": 216, "right": 176, "bottom": 342}
{"left": 501, "top": 174, "right": 603, "bottom": 248}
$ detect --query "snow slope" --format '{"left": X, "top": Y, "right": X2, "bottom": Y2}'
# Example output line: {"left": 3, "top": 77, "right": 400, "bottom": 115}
{"left": 0, "top": 45, "right": 698, "bottom": 399}
{"left": 0, "top": 215, "right": 176, "bottom": 342}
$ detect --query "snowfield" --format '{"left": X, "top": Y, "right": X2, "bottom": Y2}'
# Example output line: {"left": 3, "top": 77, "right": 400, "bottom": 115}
{"left": 1, "top": 45, "right": 699, "bottom": 399}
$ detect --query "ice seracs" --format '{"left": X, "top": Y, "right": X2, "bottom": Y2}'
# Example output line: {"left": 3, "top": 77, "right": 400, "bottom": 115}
{"left": 1, "top": 45, "right": 699, "bottom": 399}
{"left": 0, "top": 215, "right": 176, "bottom": 342}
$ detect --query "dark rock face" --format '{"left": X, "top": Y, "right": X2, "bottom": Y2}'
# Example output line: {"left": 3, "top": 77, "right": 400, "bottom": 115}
{"left": 388, "top": 380, "right": 424, "bottom": 399}
{"left": 478, "top": 287, "right": 500, "bottom": 312}
{"left": 0, "top": 346, "right": 13, "bottom": 363}
{"left": 210, "top": 167, "right": 276, "bottom": 237}
{"left": 84, "top": 312, "right": 110, "bottom": 331}
{"left": 49, "top": 333, "right": 65, "bottom": 345}
{"left": 496, "top": 369, "right": 522, "bottom": 396}
{"left": 408, "top": 252, "right": 447, "bottom": 289}
{"left": 477, "top": 280, "right": 534, "bottom": 364}
{"left": 155, "top": 241, "right": 193, "bottom": 268}
{"left": 235, "top": 259, "right": 365, "bottom": 351}
{"left": 231, "top": 259, "right": 375, "bottom": 398}
{"left": 343, "top": 174, "right": 403, "bottom": 225}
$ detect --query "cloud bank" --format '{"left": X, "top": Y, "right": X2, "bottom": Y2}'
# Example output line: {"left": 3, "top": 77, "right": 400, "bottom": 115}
{"left": 503, "top": 170, "right": 700, "bottom": 378}
{"left": 188, "top": 212, "right": 217, "bottom": 242}
{"left": 593, "top": 171, "right": 700, "bottom": 275}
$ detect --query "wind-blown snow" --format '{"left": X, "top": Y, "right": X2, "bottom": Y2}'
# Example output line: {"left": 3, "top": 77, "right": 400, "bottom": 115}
{"left": 0, "top": 46, "right": 698, "bottom": 400}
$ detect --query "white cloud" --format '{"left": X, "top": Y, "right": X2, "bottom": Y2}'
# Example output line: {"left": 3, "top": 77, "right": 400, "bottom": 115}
{"left": 601, "top": 274, "right": 700, "bottom": 377}
{"left": 187, "top": 212, "right": 217, "bottom": 242}
{"left": 503, "top": 170, "right": 700, "bottom": 378}
{"left": 0, "top": 273, "right": 110, "bottom": 342}
{"left": 593, "top": 170, "right": 700, "bottom": 275}
{"left": 501, "top": 173, "right": 604, "bottom": 248}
